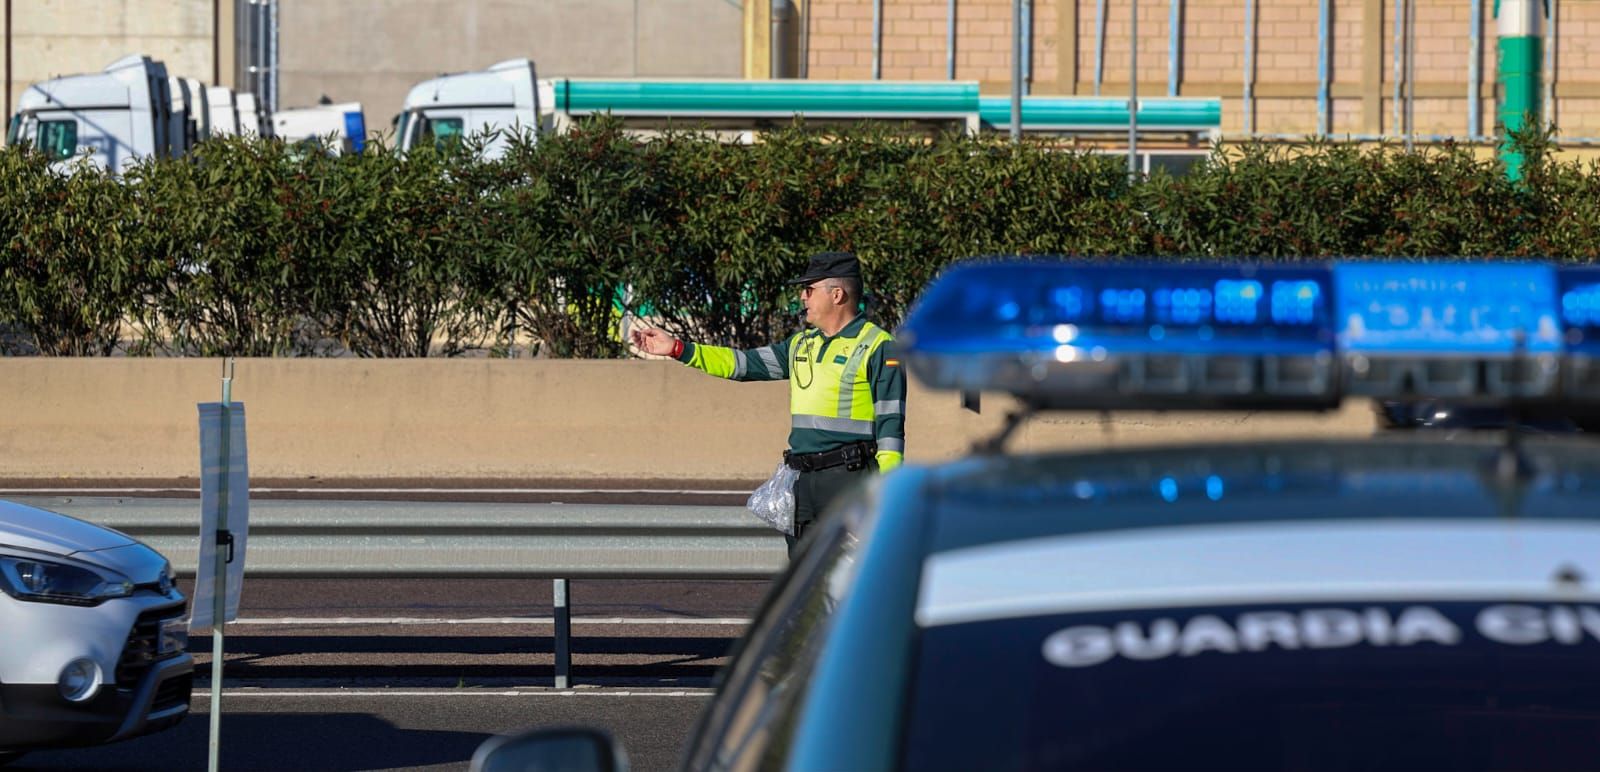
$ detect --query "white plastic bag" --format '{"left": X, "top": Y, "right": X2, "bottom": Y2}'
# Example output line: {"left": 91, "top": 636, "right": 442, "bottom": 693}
{"left": 746, "top": 462, "right": 799, "bottom": 535}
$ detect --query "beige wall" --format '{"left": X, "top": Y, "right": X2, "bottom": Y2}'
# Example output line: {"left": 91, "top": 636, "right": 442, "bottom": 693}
{"left": 277, "top": 0, "right": 744, "bottom": 136}
{"left": 4, "top": 0, "right": 218, "bottom": 139}
{"left": 0, "top": 359, "right": 1377, "bottom": 481}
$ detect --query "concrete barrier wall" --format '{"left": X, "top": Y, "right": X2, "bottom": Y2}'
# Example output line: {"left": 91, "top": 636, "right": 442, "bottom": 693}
{"left": 0, "top": 359, "right": 1379, "bottom": 480}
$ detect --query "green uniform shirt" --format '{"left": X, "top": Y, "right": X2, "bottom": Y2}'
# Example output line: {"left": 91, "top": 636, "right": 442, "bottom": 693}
{"left": 677, "top": 315, "right": 907, "bottom": 471}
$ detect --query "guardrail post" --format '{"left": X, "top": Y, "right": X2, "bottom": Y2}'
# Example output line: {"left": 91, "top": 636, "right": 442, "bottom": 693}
{"left": 553, "top": 578, "right": 571, "bottom": 688}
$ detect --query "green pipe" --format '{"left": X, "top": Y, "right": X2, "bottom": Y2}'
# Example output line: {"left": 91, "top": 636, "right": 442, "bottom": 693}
{"left": 1497, "top": 0, "right": 1544, "bottom": 180}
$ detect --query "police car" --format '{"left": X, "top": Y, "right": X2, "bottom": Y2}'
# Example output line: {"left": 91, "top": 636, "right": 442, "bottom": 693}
{"left": 0, "top": 499, "right": 192, "bottom": 765}
{"left": 474, "top": 260, "right": 1600, "bottom": 771}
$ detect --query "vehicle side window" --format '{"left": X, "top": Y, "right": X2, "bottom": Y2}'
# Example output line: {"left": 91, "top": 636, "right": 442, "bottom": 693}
{"left": 5, "top": 114, "right": 19, "bottom": 146}
{"left": 420, "top": 116, "right": 464, "bottom": 150}
{"left": 683, "top": 515, "right": 862, "bottom": 771}
{"left": 37, "top": 120, "right": 78, "bottom": 161}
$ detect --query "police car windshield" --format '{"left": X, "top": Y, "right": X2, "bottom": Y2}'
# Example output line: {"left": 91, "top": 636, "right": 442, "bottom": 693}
{"left": 903, "top": 600, "right": 1600, "bottom": 771}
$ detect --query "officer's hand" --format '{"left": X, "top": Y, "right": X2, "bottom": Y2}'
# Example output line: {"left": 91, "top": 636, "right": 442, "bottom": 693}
{"left": 632, "top": 327, "right": 680, "bottom": 357}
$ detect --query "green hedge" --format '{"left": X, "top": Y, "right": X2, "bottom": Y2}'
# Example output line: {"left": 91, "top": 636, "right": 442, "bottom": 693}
{"left": 1, "top": 121, "right": 1595, "bottom": 357}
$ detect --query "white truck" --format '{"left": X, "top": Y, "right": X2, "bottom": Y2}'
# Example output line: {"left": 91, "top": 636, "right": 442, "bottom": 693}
{"left": 7, "top": 54, "right": 176, "bottom": 172}
{"left": 271, "top": 101, "right": 367, "bottom": 154}
{"left": 396, "top": 58, "right": 545, "bottom": 158}
{"left": 5, "top": 55, "right": 268, "bottom": 171}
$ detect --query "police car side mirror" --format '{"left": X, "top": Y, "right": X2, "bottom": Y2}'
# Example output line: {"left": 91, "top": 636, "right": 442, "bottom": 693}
{"left": 469, "top": 727, "right": 627, "bottom": 772}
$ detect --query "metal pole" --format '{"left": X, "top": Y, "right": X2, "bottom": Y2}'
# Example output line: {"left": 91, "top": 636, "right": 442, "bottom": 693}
{"left": 1243, "top": 0, "right": 1255, "bottom": 134}
{"left": 1392, "top": 0, "right": 1403, "bottom": 136}
{"left": 1010, "top": 0, "right": 1022, "bottom": 142}
{"left": 267, "top": 0, "right": 277, "bottom": 112}
{"left": 1545, "top": 0, "right": 1557, "bottom": 131}
{"left": 799, "top": 0, "right": 810, "bottom": 78}
{"left": 553, "top": 579, "right": 571, "bottom": 688}
{"left": 771, "top": 0, "right": 793, "bottom": 78}
{"left": 1022, "top": 0, "right": 1032, "bottom": 96}
{"left": 1317, "top": 0, "right": 1330, "bottom": 136}
{"left": 1468, "top": 0, "right": 1482, "bottom": 139}
{"left": 871, "top": 0, "right": 883, "bottom": 80}
{"left": 206, "top": 358, "right": 235, "bottom": 772}
{"left": 1168, "top": 0, "right": 1181, "bottom": 97}
{"left": 4, "top": 0, "right": 11, "bottom": 132}
{"left": 1498, "top": 0, "right": 1544, "bottom": 179}
{"left": 947, "top": 0, "right": 956, "bottom": 79}
{"left": 1129, "top": 0, "right": 1139, "bottom": 180}
{"left": 1404, "top": 0, "right": 1415, "bottom": 151}
{"left": 1093, "top": 0, "right": 1107, "bottom": 95}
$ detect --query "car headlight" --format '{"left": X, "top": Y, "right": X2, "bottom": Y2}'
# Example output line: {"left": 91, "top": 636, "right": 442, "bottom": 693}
{"left": 0, "top": 556, "right": 133, "bottom": 606}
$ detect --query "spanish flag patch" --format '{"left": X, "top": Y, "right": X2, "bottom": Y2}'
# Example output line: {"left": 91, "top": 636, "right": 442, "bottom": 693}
{"left": 885, "top": 358, "right": 900, "bottom": 367}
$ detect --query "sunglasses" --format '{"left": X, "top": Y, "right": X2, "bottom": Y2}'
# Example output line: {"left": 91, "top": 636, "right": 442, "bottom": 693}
{"left": 801, "top": 282, "right": 834, "bottom": 298}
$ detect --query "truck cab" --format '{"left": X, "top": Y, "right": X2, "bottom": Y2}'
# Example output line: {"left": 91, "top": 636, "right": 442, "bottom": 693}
{"left": 10, "top": 54, "right": 174, "bottom": 173}
{"left": 397, "top": 58, "right": 545, "bottom": 159}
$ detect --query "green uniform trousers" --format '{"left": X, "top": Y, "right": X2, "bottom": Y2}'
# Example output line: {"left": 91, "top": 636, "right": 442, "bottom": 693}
{"left": 786, "top": 461, "right": 877, "bottom": 555}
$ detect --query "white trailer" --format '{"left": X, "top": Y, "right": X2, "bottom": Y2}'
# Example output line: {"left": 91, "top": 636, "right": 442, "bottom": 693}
{"left": 272, "top": 102, "right": 367, "bottom": 153}
{"left": 8, "top": 54, "right": 176, "bottom": 173}
{"left": 397, "top": 58, "right": 545, "bottom": 158}
{"left": 235, "top": 92, "right": 267, "bottom": 137}
{"left": 206, "top": 86, "right": 240, "bottom": 135}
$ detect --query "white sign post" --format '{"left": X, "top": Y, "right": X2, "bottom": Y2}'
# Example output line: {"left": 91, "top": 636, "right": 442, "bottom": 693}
{"left": 192, "top": 359, "right": 249, "bottom": 772}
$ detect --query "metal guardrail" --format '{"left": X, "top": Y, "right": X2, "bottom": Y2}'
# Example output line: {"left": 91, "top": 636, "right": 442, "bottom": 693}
{"left": 16, "top": 497, "right": 786, "bottom": 578}
{"left": 12, "top": 496, "right": 786, "bottom": 688}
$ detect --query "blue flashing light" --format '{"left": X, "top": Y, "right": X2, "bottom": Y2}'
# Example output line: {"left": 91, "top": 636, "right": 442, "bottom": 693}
{"left": 1334, "top": 263, "right": 1562, "bottom": 354}
{"left": 1214, "top": 280, "right": 1263, "bottom": 324}
{"left": 1157, "top": 477, "right": 1179, "bottom": 503}
{"left": 1558, "top": 268, "right": 1600, "bottom": 359}
{"left": 1205, "top": 475, "right": 1225, "bottom": 501}
{"left": 901, "top": 262, "right": 1335, "bottom": 357}
{"left": 1271, "top": 280, "right": 1322, "bottom": 325}
{"left": 1563, "top": 285, "right": 1600, "bottom": 327}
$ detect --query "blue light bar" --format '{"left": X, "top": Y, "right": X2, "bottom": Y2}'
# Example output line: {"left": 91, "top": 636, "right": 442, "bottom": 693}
{"left": 1334, "top": 263, "right": 1562, "bottom": 398}
{"left": 900, "top": 259, "right": 1590, "bottom": 409}
{"left": 899, "top": 262, "right": 1338, "bottom": 409}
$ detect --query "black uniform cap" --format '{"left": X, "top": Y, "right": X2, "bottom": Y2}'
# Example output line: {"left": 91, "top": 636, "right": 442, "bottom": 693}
{"left": 788, "top": 252, "right": 862, "bottom": 286}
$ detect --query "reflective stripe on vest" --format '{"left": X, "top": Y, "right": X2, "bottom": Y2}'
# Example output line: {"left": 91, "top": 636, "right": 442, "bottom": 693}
{"left": 788, "top": 322, "right": 891, "bottom": 434}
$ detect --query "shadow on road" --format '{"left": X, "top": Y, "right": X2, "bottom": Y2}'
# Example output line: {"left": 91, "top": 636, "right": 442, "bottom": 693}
{"left": 196, "top": 633, "right": 737, "bottom": 685}
{"left": 16, "top": 713, "right": 491, "bottom": 771}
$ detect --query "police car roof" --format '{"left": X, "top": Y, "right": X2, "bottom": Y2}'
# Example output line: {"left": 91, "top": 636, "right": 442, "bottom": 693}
{"left": 918, "top": 436, "right": 1600, "bottom": 552}
{"left": 906, "top": 437, "right": 1600, "bottom": 626}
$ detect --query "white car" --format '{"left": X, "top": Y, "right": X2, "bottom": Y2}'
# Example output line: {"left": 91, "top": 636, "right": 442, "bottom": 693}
{"left": 0, "top": 500, "right": 193, "bottom": 765}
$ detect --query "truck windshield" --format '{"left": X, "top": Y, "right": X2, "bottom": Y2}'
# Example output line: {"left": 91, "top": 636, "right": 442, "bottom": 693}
{"left": 419, "top": 116, "right": 464, "bottom": 150}
{"left": 36, "top": 120, "right": 79, "bottom": 161}
{"left": 904, "top": 601, "right": 1600, "bottom": 770}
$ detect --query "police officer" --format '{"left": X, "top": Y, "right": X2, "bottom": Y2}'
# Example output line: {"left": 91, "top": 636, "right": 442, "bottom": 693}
{"left": 631, "top": 252, "right": 906, "bottom": 551}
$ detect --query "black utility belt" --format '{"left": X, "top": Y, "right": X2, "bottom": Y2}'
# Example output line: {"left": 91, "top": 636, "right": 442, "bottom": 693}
{"left": 785, "top": 441, "right": 877, "bottom": 472}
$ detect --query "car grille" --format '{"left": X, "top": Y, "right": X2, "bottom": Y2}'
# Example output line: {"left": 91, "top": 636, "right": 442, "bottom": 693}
{"left": 153, "top": 670, "right": 194, "bottom": 712}
{"left": 117, "top": 605, "right": 186, "bottom": 690}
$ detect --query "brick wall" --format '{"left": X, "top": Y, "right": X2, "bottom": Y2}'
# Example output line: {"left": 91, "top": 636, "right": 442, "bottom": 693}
{"left": 801, "top": 0, "right": 1600, "bottom": 141}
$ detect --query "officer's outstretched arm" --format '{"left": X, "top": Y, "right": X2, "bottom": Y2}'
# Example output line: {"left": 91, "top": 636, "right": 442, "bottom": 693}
{"left": 677, "top": 339, "right": 791, "bottom": 382}
{"left": 868, "top": 341, "right": 906, "bottom": 472}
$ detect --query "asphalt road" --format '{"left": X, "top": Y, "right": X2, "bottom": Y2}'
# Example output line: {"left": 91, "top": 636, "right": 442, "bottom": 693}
{"left": 17, "top": 689, "right": 710, "bottom": 771}
{"left": 190, "top": 578, "right": 771, "bottom": 688}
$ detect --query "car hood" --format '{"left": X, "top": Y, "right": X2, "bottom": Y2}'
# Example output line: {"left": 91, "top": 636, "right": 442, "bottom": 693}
{"left": 0, "top": 498, "right": 138, "bottom": 557}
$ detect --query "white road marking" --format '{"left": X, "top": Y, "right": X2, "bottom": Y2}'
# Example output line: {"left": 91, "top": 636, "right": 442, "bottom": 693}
{"left": 229, "top": 616, "right": 751, "bottom": 626}
{"left": 0, "top": 487, "right": 745, "bottom": 496}
{"left": 211, "top": 689, "right": 713, "bottom": 697}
